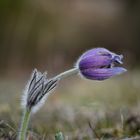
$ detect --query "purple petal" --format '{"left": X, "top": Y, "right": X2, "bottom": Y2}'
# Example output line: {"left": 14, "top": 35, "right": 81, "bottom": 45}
{"left": 81, "top": 48, "right": 111, "bottom": 59}
{"left": 80, "top": 67, "right": 127, "bottom": 80}
{"left": 79, "top": 55, "right": 112, "bottom": 70}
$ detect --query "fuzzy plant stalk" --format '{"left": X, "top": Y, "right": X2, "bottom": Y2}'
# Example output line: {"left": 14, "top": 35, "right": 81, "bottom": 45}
{"left": 55, "top": 68, "right": 79, "bottom": 79}
{"left": 18, "top": 70, "right": 58, "bottom": 140}
{"left": 18, "top": 69, "right": 79, "bottom": 140}
{"left": 18, "top": 48, "right": 127, "bottom": 140}
{"left": 18, "top": 109, "right": 31, "bottom": 140}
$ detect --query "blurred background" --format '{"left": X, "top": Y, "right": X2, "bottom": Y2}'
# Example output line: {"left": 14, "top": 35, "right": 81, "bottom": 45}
{"left": 0, "top": 0, "right": 140, "bottom": 139}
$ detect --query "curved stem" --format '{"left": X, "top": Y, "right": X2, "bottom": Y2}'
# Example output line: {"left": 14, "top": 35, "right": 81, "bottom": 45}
{"left": 54, "top": 68, "right": 79, "bottom": 80}
{"left": 18, "top": 109, "right": 31, "bottom": 140}
{"left": 18, "top": 67, "right": 79, "bottom": 140}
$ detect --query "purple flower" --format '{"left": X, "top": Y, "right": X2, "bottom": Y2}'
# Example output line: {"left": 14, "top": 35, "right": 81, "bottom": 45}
{"left": 77, "top": 48, "right": 127, "bottom": 80}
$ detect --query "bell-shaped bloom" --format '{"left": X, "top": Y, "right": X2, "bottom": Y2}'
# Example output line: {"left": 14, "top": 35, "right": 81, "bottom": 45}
{"left": 76, "top": 48, "right": 127, "bottom": 80}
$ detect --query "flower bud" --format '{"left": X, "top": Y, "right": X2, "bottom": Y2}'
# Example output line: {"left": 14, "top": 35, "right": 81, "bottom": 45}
{"left": 77, "top": 48, "right": 127, "bottom": 80}
{"left": 22, "top": 69, "right": 58, "bottom": 113}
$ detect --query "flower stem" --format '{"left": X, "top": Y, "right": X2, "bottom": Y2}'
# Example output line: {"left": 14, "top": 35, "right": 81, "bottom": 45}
{"left": 18, "top": 68, "right": 79, "bottom": 140}
{"left": 54, "top": 68, "right": 79, "bottom": 80}
{"left": 18, "top": 109, "right": 31, "bottom": 140}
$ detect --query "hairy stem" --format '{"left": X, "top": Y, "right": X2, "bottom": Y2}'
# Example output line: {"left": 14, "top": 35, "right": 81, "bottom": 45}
{"left": 18, "top": 109, "right": 31, "bottom": 140}
{"left": 54, "top": 68, "right": 79, "bottom": 80}
{"left": 18, "top": 68, "right": 79, "bottom": 139}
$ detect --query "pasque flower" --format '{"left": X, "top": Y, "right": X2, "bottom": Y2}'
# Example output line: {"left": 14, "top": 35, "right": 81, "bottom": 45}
{"left": 18, "top": 47, "right": 127, "bottom": 140}
{"left": 76, "top": 48, "right": 127, "bottom": 80}
{"left": 19, "top": 69, "right": 58, "bottom": 140}
{"left": 22, "top": 69, "right": 58, "bottom": 112}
